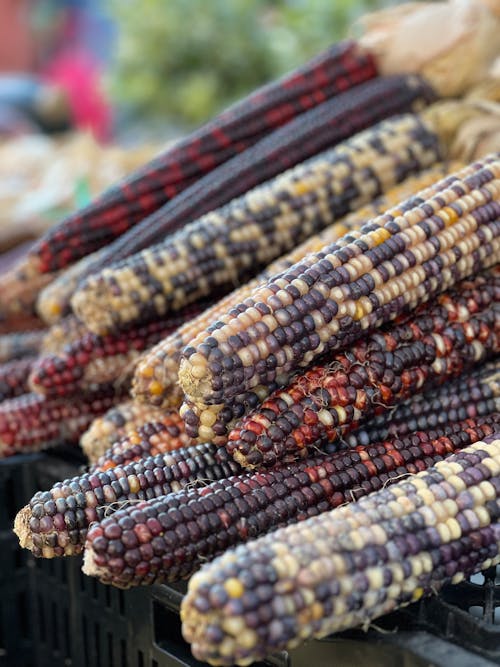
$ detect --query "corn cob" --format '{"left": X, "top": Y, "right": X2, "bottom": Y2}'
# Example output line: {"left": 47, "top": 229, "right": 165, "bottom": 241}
{"left": 0, "top": 329, "right": 45, "bottom": 363}
{"left": 133, "top": 163, "right": 459, "bottom": 409}
{"left": 40, "top": 316, "right": 91, "bottom": 354}
{"left": 36, "top": 249, "right": 106, "bottom": 324}
{"left": 0, "top": 314, "right": 46, "bottom": 336}
{"left": 80, "top": 400, "right": 179, "bottom": 463}
{"left": 29, "top": 305, "right": 207, "bottom": 398}
{"left": 221, "top": 272, "right": 499, "bottom": 467}
{"left": 84, "top": 415, "right": 499, "bottom": 589}
{"left": 72, "top": 87, "right": 439, "bottom": 336}
{"left": 90, "top": 416, "right": 194, "bottom": 472}
{"left": 15, "top": 441, "right": 242, "bottom": 558}
{"left": 342, "top": 363, "right": 500, "bottom": 448}
{"left": 0, "top": 357, "right": 36, "bottom": 402}
{"left": 0, "top": 264, "right": 58, "bottom": 321}
{"left": 180, "top": 435, "right": 500, "bottom": 666}
{"left": 0, "top": 387, "right": 128, "bottom": 458}
{"left": 28, "top": 41, "right": 377, "bottom": 274}
{"left": 179, "top": 157, "right": 500, "bottom": 422}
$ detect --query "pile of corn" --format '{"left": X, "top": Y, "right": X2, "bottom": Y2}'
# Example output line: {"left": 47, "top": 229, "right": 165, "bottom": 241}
{"left": 3, "top": 0, "right": 500, "bottom": 664}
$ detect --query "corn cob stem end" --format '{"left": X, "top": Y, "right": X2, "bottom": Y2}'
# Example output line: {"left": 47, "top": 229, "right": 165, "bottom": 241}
{"left": 13, "top": 506, "right": 32, "bottom": 550}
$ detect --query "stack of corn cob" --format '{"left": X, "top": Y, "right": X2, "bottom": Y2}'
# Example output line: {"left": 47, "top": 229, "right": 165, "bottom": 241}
{"left": 5, "top": 1, "right": 500, "bottom": 663}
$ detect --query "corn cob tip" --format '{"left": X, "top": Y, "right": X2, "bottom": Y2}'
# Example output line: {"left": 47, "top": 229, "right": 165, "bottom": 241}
{"left": 13, "top": 506, "right": 31, "bottom": 550}
{"left": 356, "top": 0, "right": 500, "bottom": 97}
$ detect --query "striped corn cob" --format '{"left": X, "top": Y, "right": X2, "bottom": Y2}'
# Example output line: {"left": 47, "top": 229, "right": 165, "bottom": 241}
{"left": 180, "top": 435, "right": 500, "bottom": 666}
{"left": 0, "top": 329, "right": 45, "bottom": 363}
{"left": 28, "top": 41, "right": 377, "bottom": 274}
{"left": 133, "top": 163, "right": 459, "bottom": 409}
{"left": 80, "top": 400, "right": 179, "bottom": 463}
{"left": 0, "top": 357, "right": 36, "bottom": 402}
{"left": 90, "top": 416, "right": 194, "bottom": 472}
{"left": 72, "top": 90, "right": 440, "bottom": 335}
{"left": 15, "top": 441, "right": 242, "bottom": 558}
{"left": 179, "top": 156, "right": 500, "bottom": 421}
{"left": 36, "top": 249, "right": 106, "bottom": 324}
{"left": 41, "top": 316, "right": 91, "bottom": 354}
{"left": 0, "top": 387, "right": 128, "bottom": 458}
{"left": 82, "top": 415, "right": 499, "bottom": 589}
{"left": 342, "top": 362, "right": 500, "bottom": 448}
{"left": 220, "top": 272, "right": 500, "bottom": 467}
{"left": 29, "top": 305, "right": 207, "bottom": 398}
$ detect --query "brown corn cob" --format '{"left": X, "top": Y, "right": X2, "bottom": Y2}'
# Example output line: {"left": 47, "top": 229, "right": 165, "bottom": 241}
{"left": 0, "top": 357, "right": 36, "bottom": 402}
{"left": 221, "top": 272, "right": 500, "bottom": 467}
{"left": 29, "top": 305, "right": 207, "bottom": 398}
{"left": 178, "top": 156, "right": 500, "bottom": 419}
{"left": 0, "top": 329, "right": 45, "bottom": 363}
{"left": 342, "top": 362, "right": 500, "bottom": 448}
{"left": 82, "top": 415, "right": 498, "bottom": 589}
{"left": 133, "top": 163, "right": 459, "bottom": 409}
{"left": 90, "top": 416, "right": 194, "bottom": 472}
{"left": 80, "top": 400, "right": 179, "bottom": 463}
{"left": 180, "top": 435, "right": 500, "bottom": 666}
{"left": 29, "top": 41, "right": 378, "bottom": 274}
{"left": 72, "top": 105, "right": 441, "bottom": 335}
{"left": 0, "top": 386, "right": 128, "bottom": 458}
{"left": 14, "top": 441, "right": 242, "bottom": 558}
{"left": 0, "top": 314, "right": 46, "bottom": 336}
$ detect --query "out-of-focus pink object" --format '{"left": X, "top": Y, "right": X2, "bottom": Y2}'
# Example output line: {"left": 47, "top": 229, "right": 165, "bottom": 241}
{"left": 0, "top": 0, "right": 35, "bottom": 73}
{"left": 43, "top": 50, "right": 112, "bottom": 142}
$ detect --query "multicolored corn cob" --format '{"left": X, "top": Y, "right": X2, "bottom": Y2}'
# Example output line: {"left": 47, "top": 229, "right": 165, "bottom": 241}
{"left": 72, "top": 96, "right": 440, "bottom": 335}
{"left": 180, "top": 435, "right": 500, "bottom": 666}
{"left": 14, "top": 441, "right": 242, "bottom": 558}
{"left": 0, "top": 357, "right": 36, "bottom": 402}
{"left": 133, "top": 163, "right": 459, "bottom": 409}
{"left": 29, "top": 305, "right": 207, "bottom": 398}
{"left": 90, "top": 416, "right": 194, "bottom": 472}
{"left": 0, "top": 387, "right": 128, "bottom": 457}
{"left": 40, "top": 316, "right": 91, "bottom": 354}
{"left": 220, "top": 272, "right": 499, "bottom": 467}
{"left": 179, "top": 157, "right": 500, "bottom": 422}
{"left": 0, "top": 329, "right": 45, "bottom": 363}
{"left": 28, "top": 41, "right": 378, "bottom": 274}
{"left": 82, "top": 415, "right": 498, "bottom": 589}
{"left": 80, "top": 400, "right": 179, "bottom": 463}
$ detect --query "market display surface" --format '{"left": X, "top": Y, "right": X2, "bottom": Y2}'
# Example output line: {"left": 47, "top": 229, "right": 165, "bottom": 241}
{"left": 1, "top": 0, "right": 500, "bottom": 665}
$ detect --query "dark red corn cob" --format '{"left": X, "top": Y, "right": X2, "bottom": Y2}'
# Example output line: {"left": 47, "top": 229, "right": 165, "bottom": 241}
{"left": 0, "top": 329, "right": 45, "bottom": 363}
{"left": 0, "top": 357, "right": 36, "bottom": 402}
{"left": 0, "top": 386, "right": 128, "bottom": 457}
{"left": 197, "top": 272, "right": 500, "bottom": 460}
{"left": 79, "top": 74, "right": 436, "bottom": 280}
{"left": 14, "top": 441, "right": 242, "bottom": 557}
{"left": 90, "top": 417, "right": 194, "bottom": 472}
{"left": 29, "top": 304, "right": 207, "bottom": 398}
{"left": 81, "top": 415, "right": 498, "bottom": 588}
{"left": 29, "top": 42, "right": 378, "bottom": 274}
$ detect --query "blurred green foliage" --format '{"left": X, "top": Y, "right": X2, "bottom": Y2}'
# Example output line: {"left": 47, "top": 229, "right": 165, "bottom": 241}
{"left": 106, "top": 0, "right": 386, "bottom": 129}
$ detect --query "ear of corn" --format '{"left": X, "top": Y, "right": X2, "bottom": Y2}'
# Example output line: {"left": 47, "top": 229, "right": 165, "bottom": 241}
{"left": 41, "top": 316, "right": 91, "bottom": 354}
{"left": 14, "top": 441, "right": 242, "bottom": 558}
{"left": 0, "top": 357, "right": 36, "bottom": 402}
{"left": 180, "top": 435, "right": 500, "bottom": 666}
{"left": 82, "top": 415, "right": 498, "bottom": 589}
{"left": 133, "top": 163, "right": 460, "bottom": 409}
{"left": 89, "top": 416, "right": 194, "bottom": 472}
{"left": 0, "top": 264, "right": 57, "bottom": 322}
{"left": 0, "top": 329, "right": 45, "bottom": 363}
{"left": 28, "top": 41, "right": 378, "bottom": 274}
{"left": 220, "top": 271, "right": 499, "bottom": 467}
{"left": 72, "top": 90, "right": 440, "bottom": 336}
{"left": 178, "top": 157, "right": 500, "bottom": 418}
{"left": 0, "top": 387, "right": 128, "bottom": 457}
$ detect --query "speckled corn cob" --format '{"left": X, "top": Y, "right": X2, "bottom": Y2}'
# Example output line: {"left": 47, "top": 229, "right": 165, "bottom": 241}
{"left": 0, "top": 387, "right": 128, "bottom": 457}
{"left": 40, "top": 316, "right": 90, "bottom": 354}
{"left": 72, "top": 109, "right": 441, "bottom": 335}
{"left": 29, "top": 306, "right": 205, "bottom": 398}
{"left": 14, "top": 441, "right": 242, "bottom": 558}
{"left": 80, "top": 400, "right": 183, "bottom": 463}
{"left": 179, "top": 157, "right": 500, "bottom": 420}
{"left": 222, "top": 272, "right": 500, "bottom": 467}
{"left": 90, "top": 416, "right": 194, "bottom": 472}
{"left": 0, "top": 329, "right": 45, "bottom": 363}
{"left": 0, "top": 357, "right": 36, "bottom": 402}
{"left": 180, "top": 435, "right": 500, "bottom": 666}
{"left": 82, "top": 415, "right": 498, "bottom": 589}
{"left": 133, "top": 163, "right": 458, "bottom": 409}
{"left": 342, "top": 363, "right": 500, "bottom": 448}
